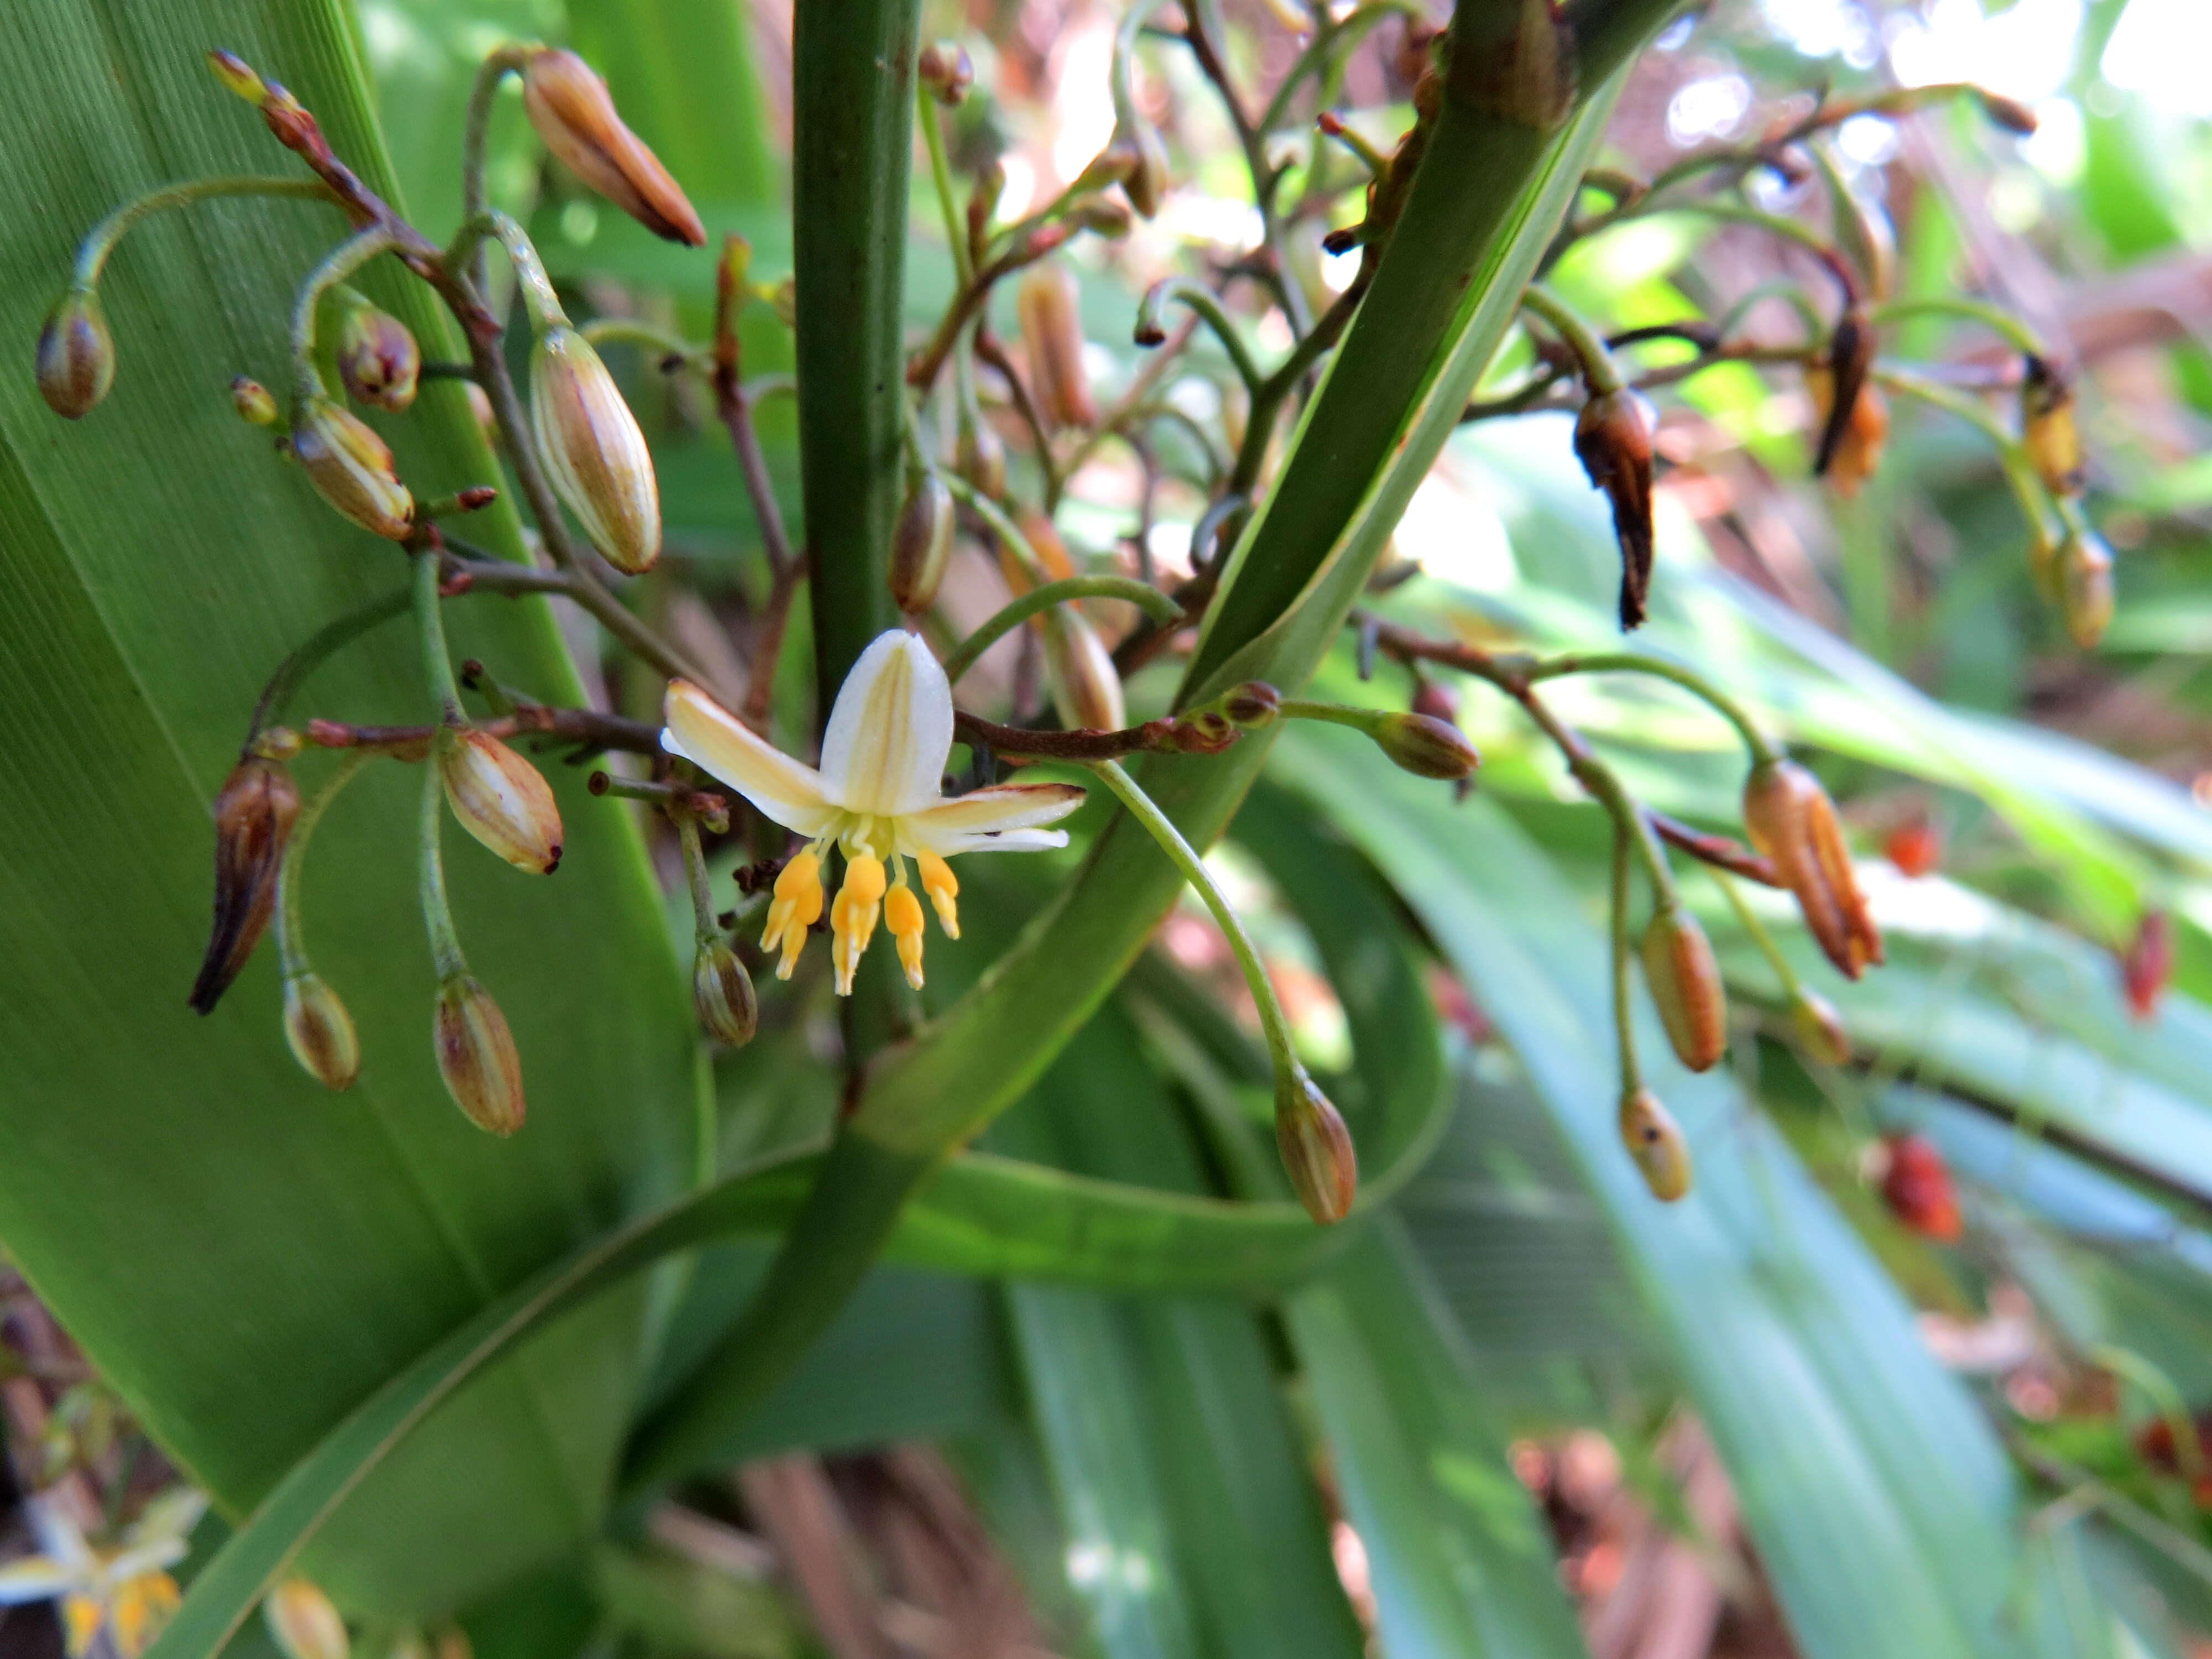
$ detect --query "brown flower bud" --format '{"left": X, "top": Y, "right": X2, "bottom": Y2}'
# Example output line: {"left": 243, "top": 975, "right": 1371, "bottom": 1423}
{"left": 36, "top": 289, "right": 114, "bottom": 419}
{"left": 264, "top": 1579, "right": 349, "bottom": 1659}
{"left": 1410, "top": 677, "right": 1459, "bottom": 726}
{"left": 1790, "top": 988, "right": 1851, "bottom": 1066}
{"left": 1065, "top": 195, "right": 1133, "bottom": 239}
{"left": 289, "top": 395, "right": 413, "bottom": 540}
{"left": 529, "top": 324, "right": 660, "bottom": 573}
{"left": 465, "top": 381, "right": 499, "bottom": 448}
{"left": 284, "top": 971, "right": 361, "bottom": 1091}
{"left": 957, "top": 418, "right": 1006, "bottom": 499}
{"left": 1974, "top": 88, "right": 2039, "bottom": 135}
{"left": 1111, "top": 123, "right": 1171, "bottom": 218}
{"left": 2122, "top": 910, "right": 2173, "bottom": 1023}
{"left": 1276, "top": 1070, "right": 1357, "bottom": 1224}
{"left": 917, "top": 40, "right": 974, "bottom": 105}
{"left": 2058, "top": 525, "right": 2114, "bottom": 650}
{"left": 1573, "top": 387, "right": 1658, "bottom": 628}
{"left": 521, "top": 48, "right": 705, "bottom": 246}
{"left": 1016, "top": 264, "right": 1097, "bottom": 431}
{"left": 437, "top": 729, "right": 564, "bottom": 874}
{"left": 1742, "top": 758, "right": 1883, "bottom": 979}
{"left": 889, "top": 471, "right": 954, "bottom": 614}
{"left": 190, "top": 756, "right": 301, "bottom": 1014}
{"left": 1804, "top": 367, "right": 1888, "bottom": 500}
{"left": 1810, "top": 309, "right": 1882, "bottom": 491}
{"left": 2020, "top": 354, "right": 2082, "bottom": 497}
{"left": 1640, "top": 902, "right": 1726, "bottom": 1072}
{"left": 1880, "top": 1133, "right": 1961, "bottom": 1241}
{"left": 1223, "top": 682, "right": 1281, "bottom": 728}
{"left": 1042, "top": 606, "right": 1126, "bottom": 731}
{"left": 1370, "top": 711, "right": 1480, "bottom": 780}
{"left": 434, "top": 974, "right": 526, "bottom": 1136}
{"left": 1618, "top": 1088, "right": 1692, "bottom": 1202}
{"left": 232, "top": 375, "right": 278, "bottom": 425}
{"left": 335, "top": 298, "right": 420, "bottom": 413}
{"left": 693, "top": 936, "right": 758, "bottom": 1047}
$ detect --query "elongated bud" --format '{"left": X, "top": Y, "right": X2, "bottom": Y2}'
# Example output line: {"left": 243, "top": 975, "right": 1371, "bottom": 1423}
{"left": 693, "top": 937, "right": 758, "bottom": 1046}
{"left": 1880, "top": 1133, "right": 1961, "bottom": 1242}
{"left": 1640, "top": 902, "right": 1727, "bottom": 1072}
{"left": 1742, "top": 758, "right": 1883, "bottom": 980}
{"left": 284, "top": 971, "right": 361, "bottom": 1091}
{"left": 521, "top": 48, "right": 705, "bottom": 246}
{"left": 1790, "top": 988, "right": 1851, "bottom": 1066}
{"left": 438, "top": 729, "right": 564, "bottom": 874}
{"left": 1110, "top": 124, "right": 1171, "bottom": 218}
{"left": 968, "top": 161, "right": 1006, "bottom": 262}
{"left": 465, "top": 380, "right": 499, "bottom": 448}
{"left": 889, "top": 471, "right": 954, "bottom": 613}
{"left": 1618, "top": 1088, "right": 1691, "bottom": 1202}
{"left": 1276, "top": 1070, "right": 1357, "bottom": 1224}
{"left": 335, "top": 297, "right": 420, "bottom": 413}
{"left": 1066, "top": 195, "right": 1133, "bottom": 239}
{"left": 434, "top": 974, "right": 525, "bottom": 1135}
{"left": 1370, "top": 711, "right": 1480, "bottom": 780}
{"left": 1572, "top": 388, "right": 1658, "bottom": 628}
{"left": 529, "top": 324, "right": 660, "bottom": 573}
{"left": 2019, "top": 354, "right": 2082, "bottom": 496}
{"left": 1805, "top": 366, "right": 1888, "bottom": 499}
{"left": 289, "top": 395, "right": 413, "bottom": 540}
{"left": 1042, "top": 606, "right": 1125, "bottom": 731}
{"left": 2121, "top": 910, "right": 2173, "bottom": 1022}
{"left": 1017, "top": 264, "right": 1097, "bottom": 431}
{"left": 917, "top": 40, "right": 974, "bottom": 105}
{"left": 2058, "top": 525, "right": 2114, "bottom": 649}
{"left": 1223, "top": 682, "right": 1281, "bottom": 728}
{"left": 36, "top": 289, "right": 115, "bottom": 419}
{"left": 207, "top": 48, "right": 270, "bottom": 103}
{"left": 190, "top": 757, "right": 301, "bottom": 1014}
{"left": 265, "top": 1580, "right": 348, "bottom": 1659}
{"left": 232, "top": 375, "right": 278, "bottom": 425}
{"left": 1974, "top": 87, "right": 2038, "bottom": 135}
{"left": 956, "top": 418, "right": 1006, "bottom": 499}
{"left": 1811, "top": 309, "right": 1879, "bottom": 484}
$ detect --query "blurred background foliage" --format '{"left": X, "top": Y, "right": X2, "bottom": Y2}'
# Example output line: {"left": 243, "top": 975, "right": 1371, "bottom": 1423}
{"left": 21, "top": 1, "right": 2212, "bottom": 1658}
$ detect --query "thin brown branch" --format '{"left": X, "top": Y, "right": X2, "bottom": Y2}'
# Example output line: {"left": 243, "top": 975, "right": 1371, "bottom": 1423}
{"left": 952, "top": 707, "right": 1240, "bottom": 761}
{"left": 305, "top": 704, "right": 661, "bottom": 760}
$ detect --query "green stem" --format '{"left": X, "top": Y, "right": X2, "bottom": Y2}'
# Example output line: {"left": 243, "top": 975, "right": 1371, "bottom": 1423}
{"left": 1255, "top": 0, "right": 1424, "bottom": 137}
{"left": 418, "top": 748, "right": 467, "bottom": 982}
{"left": 1520, "top": 283, "right": 1623, "bottom": 394}
{"left": 1136, "top": 278, "right": 1265, "bottom": 398}
{"left": 943, "top": 578, "right": 1183, "bottom": 683}
{"left": 290, "top": 225, "right": 402, "bottom": 398}
{"left": 1610, "top": 822, "right": 1640, "bottom": 1093}
{"left": 275, "top": 754, "right": 370, "bottom": 977}
{"left": 447, "top": 210, "right": 567, "bottom": 332}
{"left": 1275, "top": 698, "right": 1378, "bottom": 732}
{"left": 71, "top": 178, "right": 338, "bottom": 291}
{"left": 247, "top": 587, "right": 413, "bottom": 743}
{"left": 1711, "top": 864, "right": 1803, "bottom": 996}
{"left": 919, "top": 85, "right": 973, "bottom": 290}
{"left": 580, "top": 318, "right": 709, "bottom": 367}
{"left": 1512, "top": 683, "right": 1674, "bottom": 898}
{"left": 412, "top": 549, "right": 466, "bottom": 724}
{"left": 2093, "top": 1343, "right": 2206, "bottom": 1486}
{"left": 1874, "top": 366, "right": 2059, "bottom": 544}
{"left": 1713, "top": 278, "right": 1825, "bottom": 345}
{"left": 1871, "top": 296, "right": 2044, "bottom": 359}
{"left": 1661, "top": 201, "right": 1856, "bottom": 299}
{"left": 1526, "top": 650, "right": 1779, "bottom": 763}
{"left": 941, "top": 470, "right": 1047, "bottom": 580}
{"left": 676, "top": 815, "right": 720, "bottom": 940}
{"left": 460, "top": 44, "right": 534, "bottom": 295}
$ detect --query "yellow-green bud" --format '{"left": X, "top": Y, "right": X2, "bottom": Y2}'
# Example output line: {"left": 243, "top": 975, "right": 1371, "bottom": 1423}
{"left": 434, "top": 974, "right": 526, "bottom": 1135}
{"left": 889, "top": 471, "right": 955, "bottom": 614}
{"left": 284, "top": 971, "right": 361, "bottom": 1091}
{"left": 693, "top": 937, "right": 758, "bottom": 1047}
{"left": 335, "top": 298, "right": 420, "bottom": 413}
{"left": 1275, "top": 1069, "right": 1357, "bottom": 1224}
{"left": 1790, "top": 988, "right": 1851, "bottom": 1066}
{"left": 1066, "top": 195, "right": 1133, "bottom": 239}
{"left": 437, "top": 729, "right": 564, "bottom": 874}
{"left": 36, "top": 289, "right": 114, "bottom": 419}
{"left": 2058, "top": 525, "right": 2114, "bottom": 650}
{"left": 1016, "top": 264, "right": 1097, "bottom": 431}
{"left": 521, "top": 48, "right": 705, "bottom": 247}
{"left": 1042, "top": 605, "right": 1125, "bottom": 732}
{"left": 1639, "top": 902, "right": 1727, "bottom": 1073}
{"left": 1371, "top": 711, "right": 1480, "bottom": 780}
{"left": 264, "top": 1579, "right": 349, "bottom": 1659}
{"left": 1618, "top": 1088, "right": 1691, "bottom": 1202}
{"left": 289, "top": 395, "right": 413, "bottom": 540}
{"left": 529, "top": 325, "right": 661, "bottom": 574}
{"left": 206, "top": 49, "right": 270, "bottom": 103}
{"left": 769, "top": 276, "right": 797, "bottom": 331}
{"left": 232, "top": 375, "right": 278, "bottom": 425}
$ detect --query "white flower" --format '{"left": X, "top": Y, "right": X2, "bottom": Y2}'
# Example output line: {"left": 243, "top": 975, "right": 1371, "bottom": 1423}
{"left": 0, "top": 1488, "right": 206, "bottom": 1657}
{"left": 663, "top": 629, "right": 1086, "bottom": 992}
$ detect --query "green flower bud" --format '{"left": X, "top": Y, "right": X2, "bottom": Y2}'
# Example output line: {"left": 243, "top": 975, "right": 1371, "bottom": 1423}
{"left": 1640, "top": 902, "right": 1727, "bottom": 1073}
{"left": 437, "top": 729, "right": 564, "bottom": 874}
{"left": 434, "top": 974, "right": 525, "bottom": 1136}
{"left": 889, "top": 471, "right": 954, "bottom": 614}
{"left": 1042, "top": 605, "right": 1125, "bottom": 732}
{"left": 529, "top": 325, "right": 661, "bottom": 574}
{"left": 232, "top": 375, "right": 278, "bottom": 425}
{"left": 1275, "top": 1069, "right": 1357, "bottom": 1224}
{"left": 1618, "top": 1088, "right": 1691, "bottom": 1202}
{"left": 264, "top": 1579, "right": 349, "bottom": 1659}
{"left": 36, "top": 289, "right": 114, "bottom": 419}
{"left": 2058, "top": 525, "right": 2114, "bottom": 650}
{"left": 1370, "top": 711, "right": 1480, "bottom": 780}
{"left": 335, "top": 297, "right": 420, "bottom": 413}
{"left": 289, "top": 395, "right": 413, "bottom": 540}
{"left": 284, "top": 971, "right": 361, "bottom": 1092}
{"left": 693, "top": 937, "right": 758, "bottom": 1047}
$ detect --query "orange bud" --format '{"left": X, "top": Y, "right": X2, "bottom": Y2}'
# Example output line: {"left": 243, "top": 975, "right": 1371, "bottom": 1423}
{"left": 1790, "top": 988, "right": 1851, "bottom": 1066}
{"left": 1016, "top": 264, "right": 1097, "bottom": 431}
{"left": 1639, "top": 902, "right": 1727, "bottom": 1072}
{"left": 232, "top": 375, "right": 278, "bottom": 425}
{"left": 1810, "top": 310, "right": 1881, "bottom": 490}
{"left": 283, "top": 971, "right": 361, "bottom": 1091}
{"left": 264, "top": 1580, "right": 348, "bottom": 1659}
{"left": 2020, "top": 354, "right": 2083, "bottom": 497}
{"left": 1880, "top": 1132, "right": 1961, "bottom": 1241}
{"left": 1742, "top": 758, "right": 1883, "bottom": 980}
{"left": 437, "top": 729, "right": 564, "bottom": 874}
{"left": 1276, "top": 1070, "right": 1357, "bottom": 1223}
{"left": 1806, "top": 366, "right": 1888, "bottom": 498}
{"left": 2058, "top": 524, "right": 2114, "bottom": 650}
{"left": 1885, "top": 817, "right": 1940, "bottom": 879}
{"left": 1618, "top": 1088, "right": 1691, "bottom": 1201}
{"left": 693, "top": 936, "right": 758, "bottom": 1046}
{"left": 434, "top": 974, "right": 526, "bottom": 1135}
{"left": 1572, "top": 388, "right": 1658, "bottom": 628}
{"left": 2122, "top": 910, "right": 2174, "bottom": 1022}
{"left": 335, "top": 298, "right": 420, "bottom": 413}
{"left": 521, "top": 48, "right": 705, "bottom": 246}
{"left": 1370, "top": 711, "right": 1480, "bottom": 780}
{"left": 1041, "top": 605, "right": 1126, "bottom": 731}
{"left": 529, "top": 325, "right": 660, "bottom": 573}
{"left": 289, "top": 395, "right": 413, "bottom": 540}
{"left": 36, "top": 289, "right": 114, "bottom": 419}
{"left": 889, "top": 471, "right": 954, "bottom": 614}
{"left": 190, "top": 757, "right": 301, "bottom": 1014}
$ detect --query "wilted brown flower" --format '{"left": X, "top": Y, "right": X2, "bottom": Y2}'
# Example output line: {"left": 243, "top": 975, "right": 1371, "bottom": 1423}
{"left": 1572, "top": 387, "right": 1658, "bottom": 628}
{"left": 189, "top": 755, "right": 301, "bottom": 1014}
{"left": 1810, "top": 310, "right": 1880, "bottom": 491}
{"left": 521, "top": 48, "right": 705, "bottom": 246}
{"left": 1742, "top": 758, "right": 1884, "bottom": 979}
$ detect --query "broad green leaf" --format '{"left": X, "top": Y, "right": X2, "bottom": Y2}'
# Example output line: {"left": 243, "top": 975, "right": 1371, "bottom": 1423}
{"left": 1282, "top": 728, "right": 2102, "bottom": 1659}
{"left": 0, "top": 0, "right": 698, "bottom": 1615}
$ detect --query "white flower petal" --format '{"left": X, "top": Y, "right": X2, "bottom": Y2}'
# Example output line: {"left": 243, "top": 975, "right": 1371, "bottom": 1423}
{"left": 903, "top": 782, "right": 1086, "bottom": 855}
{"left": 662, "top": 682, "right": 838, "bottom": 837}
{"left": 0, "top": 1556, "right": 77, "bottom": 1604}
{"left": 818, "top": 631, "right": 953, "bottom": 816}
{"left": 25, "top": 1503, "right": 93, "bottom": 1574}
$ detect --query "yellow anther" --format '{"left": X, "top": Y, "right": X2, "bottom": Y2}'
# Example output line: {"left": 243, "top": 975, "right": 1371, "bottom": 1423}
{"left": 917, "top": 848, "right": 960, "bottom": 938}
{"left": 830, "top": 854, "right": 887, "bottom": 995}
{"left": 885, "top": 884, "right": 927, "bottom": 989}
{"left": 761, "top": 850, "right": 823, "bottom": 980}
